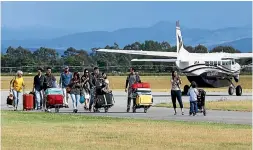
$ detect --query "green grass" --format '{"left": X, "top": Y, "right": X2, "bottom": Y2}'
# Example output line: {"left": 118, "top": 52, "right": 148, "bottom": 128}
{"left": 1, "top": 111, "right": 252, "bottom": 150}
{"left": 154, "top": 100, "right": 252, "bottom": 112}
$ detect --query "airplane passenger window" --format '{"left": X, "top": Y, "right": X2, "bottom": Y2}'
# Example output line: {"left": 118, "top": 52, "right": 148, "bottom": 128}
{"left": 214, "top": 61, "right": 217, "bottom": 66}
{"left": 232, "top": 61, "right": 235, "bottom": 65}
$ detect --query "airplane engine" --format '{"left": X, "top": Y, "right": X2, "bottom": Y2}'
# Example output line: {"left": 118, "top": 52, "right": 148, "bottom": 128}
{"left": 234, "top": 75, "right": 239, "bottom": 82}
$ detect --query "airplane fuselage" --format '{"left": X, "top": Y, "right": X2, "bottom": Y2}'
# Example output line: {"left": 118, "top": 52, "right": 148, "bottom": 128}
{"left": 176, "top": 59, "right": 240, "bottom": 88}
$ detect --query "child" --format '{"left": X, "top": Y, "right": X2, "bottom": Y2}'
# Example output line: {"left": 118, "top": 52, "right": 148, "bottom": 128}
{"left": 187, "top": 81, "right": 199, "bottom": 116}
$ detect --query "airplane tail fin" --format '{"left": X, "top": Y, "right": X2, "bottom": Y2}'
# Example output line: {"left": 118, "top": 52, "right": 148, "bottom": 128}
{"left": 176, "top": 21, "right": 189, "bottom": 59}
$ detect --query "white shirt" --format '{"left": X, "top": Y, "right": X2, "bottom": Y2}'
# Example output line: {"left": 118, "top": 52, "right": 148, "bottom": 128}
{"left": 187, "top": 87, "right": 199, "bottom": 102}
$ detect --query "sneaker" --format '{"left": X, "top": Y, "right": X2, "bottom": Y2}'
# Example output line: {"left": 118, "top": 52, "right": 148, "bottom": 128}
{"left": 127, "top": 107, "right": 130, "bottom": 112}
{"left": 174, "top": 112, "right": 177, "bottom": 115}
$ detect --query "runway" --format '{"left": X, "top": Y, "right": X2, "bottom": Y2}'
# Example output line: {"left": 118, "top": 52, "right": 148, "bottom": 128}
{"left": 1, "top": 90, "right": 252, "bottom": 125}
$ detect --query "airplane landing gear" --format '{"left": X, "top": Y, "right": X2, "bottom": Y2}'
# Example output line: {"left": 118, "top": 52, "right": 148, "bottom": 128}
{"left": 236, "top": 85, "right": 242, "bottom": 96}
{"left": 228, "top": 86, "right": 234, "bottom": 95}
{"left": 227, "top": 83, "right": 242, "bottom": 96}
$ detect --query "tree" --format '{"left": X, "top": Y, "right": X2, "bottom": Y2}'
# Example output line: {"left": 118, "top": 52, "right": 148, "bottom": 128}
{"left": 194, "top": 44, "right": 208, "bottom": 53}
{"left": 210, "top": 46, "right": 241, "bottom": 53}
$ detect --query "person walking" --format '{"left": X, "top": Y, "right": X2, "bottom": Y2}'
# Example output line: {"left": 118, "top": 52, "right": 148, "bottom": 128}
{"left": 170, "top": 70, "right": 184, "bottom": 115}
{"left": 88, "top": 67, "right": 100, "bottom": 111}
{"left": 33, "top": 67, "right": 45, "bottom": 110}
{"left": 69, "top": 72, "right": 81, "bottom": 113}
{"left": 59, "top": 66, "right": 72, "bottom": 107}
{"left": 10, "top": 70, "right": 25, "bottom": 111}
{"left": 125, "top": 67, "right": 141, "bottom": 112}
{"left": 81, "top": 69, "right": 91, "bottom": 110}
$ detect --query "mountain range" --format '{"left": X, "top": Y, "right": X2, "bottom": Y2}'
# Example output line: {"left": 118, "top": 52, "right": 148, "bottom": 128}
{"left": 1, "top": 21, "right": 252, "bottom": 54}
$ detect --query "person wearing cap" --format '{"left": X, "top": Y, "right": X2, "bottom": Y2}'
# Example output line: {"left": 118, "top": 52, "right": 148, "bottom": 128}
{"left": 10, "top": 70, "right": 25, "bottom": 111}
{"left": 33, "top": 67, "right": 45, "bottom": 110}
{"left": 59, "top": 66, "right": 72, "bottom": 107}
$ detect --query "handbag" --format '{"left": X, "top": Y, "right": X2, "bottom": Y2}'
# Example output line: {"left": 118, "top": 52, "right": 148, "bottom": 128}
{"left": 66, "top": 86, "right": 71, "bottom": 93}
{"left": 6, "top": 92, "right": 14, "bottom": 106}
{"left": 79, "top": 95, "right": 85, "bottom": 104}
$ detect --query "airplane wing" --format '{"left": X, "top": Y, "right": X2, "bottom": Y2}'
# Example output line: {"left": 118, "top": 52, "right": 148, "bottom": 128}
{"left": 222, "top": 53, "right": 253, "bottom": 59}
{"left": 131, "top": 59, "right": 177, "bottom": 62}
{"left": 96, "top": 49, "right": 178, "bottom": 58}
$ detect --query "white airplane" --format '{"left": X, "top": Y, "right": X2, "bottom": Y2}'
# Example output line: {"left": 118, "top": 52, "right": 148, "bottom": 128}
{"left": 96, "top": 21, "right": 252, "bottom": 96}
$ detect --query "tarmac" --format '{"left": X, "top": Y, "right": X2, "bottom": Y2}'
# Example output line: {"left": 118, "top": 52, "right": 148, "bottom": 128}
{"left": 1, "top": 90, "right": 252, "bottom": 125}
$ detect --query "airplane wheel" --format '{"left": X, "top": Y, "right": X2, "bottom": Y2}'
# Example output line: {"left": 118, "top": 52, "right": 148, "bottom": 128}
{"left": 236, "top": 85, "right": 242, "bottom": 96}
{"left": 228, "top": 87, "right": 234, "bottom": 95}
{"left": 183, "top": 85, "right": 190, "bottom": 95}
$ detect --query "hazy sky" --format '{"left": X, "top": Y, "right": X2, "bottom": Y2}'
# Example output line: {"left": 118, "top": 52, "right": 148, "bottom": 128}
{"left": 1, "top": 1, "right": 252, "bottom": 32}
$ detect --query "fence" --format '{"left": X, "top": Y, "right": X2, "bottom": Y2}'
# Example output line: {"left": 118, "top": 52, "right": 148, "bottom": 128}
{"left": 0, "top": 65, "right": 177, "bottom": 76}
{"left": 1, "top": 64, "right": 252, "bottom": 76}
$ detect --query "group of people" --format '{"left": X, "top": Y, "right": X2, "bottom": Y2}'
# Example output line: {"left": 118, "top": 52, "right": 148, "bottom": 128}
{"left": 9, "top": 66, "right": 199, "bottom": 115}
{"left": 170, "top": 70, "right": 199, "bottom": 116}
{"left": 10, "top": 66, "right": 110, "bottom": 112}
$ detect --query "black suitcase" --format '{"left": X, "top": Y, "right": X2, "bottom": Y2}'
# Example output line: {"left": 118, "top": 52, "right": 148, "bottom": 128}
{"left": 95, "top": 93, "right": 113, "bottom": 108}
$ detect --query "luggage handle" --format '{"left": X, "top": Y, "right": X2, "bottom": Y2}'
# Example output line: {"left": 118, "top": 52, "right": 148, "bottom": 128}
{"left": 103, "top": 95, "right": 108, "bottom": 106}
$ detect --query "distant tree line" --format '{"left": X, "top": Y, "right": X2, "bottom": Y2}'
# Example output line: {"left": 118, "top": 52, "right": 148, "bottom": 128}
{"left": 1, "top": 40, "right": 252, "bottom": 73}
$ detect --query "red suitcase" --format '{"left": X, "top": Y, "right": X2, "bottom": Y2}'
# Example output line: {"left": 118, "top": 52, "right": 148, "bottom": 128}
{"left": 132, "top": 82, "right": 151, "bottom": 89}
{"left": 47, "top": 95, "right": 64, "bottom": 106}
{"left": 23, "top": 94, "right": 34, "bottom": 111}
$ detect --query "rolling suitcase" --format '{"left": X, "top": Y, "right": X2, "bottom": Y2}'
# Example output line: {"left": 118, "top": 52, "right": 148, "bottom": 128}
{"left": 95, "top": 93, "right": 114, "bottom": 108}
{"left": 132, "top": 82, "right": 151, "bottom": 89}
{"left": 23, "top": 94, "right": 34, "bottom": 111}
{"left": 46, "top": 95, "right": 64, "bottom": 106}
{"left": 29, "top": 91, "right": 43, "bottom": 109}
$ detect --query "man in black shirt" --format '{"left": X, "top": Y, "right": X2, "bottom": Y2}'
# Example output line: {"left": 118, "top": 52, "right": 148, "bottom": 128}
{"left": 89, "top": 67, "right": 101, "bottom": 111}
{"left": 33, "top": 67, "right": 45, "bottom": 110}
